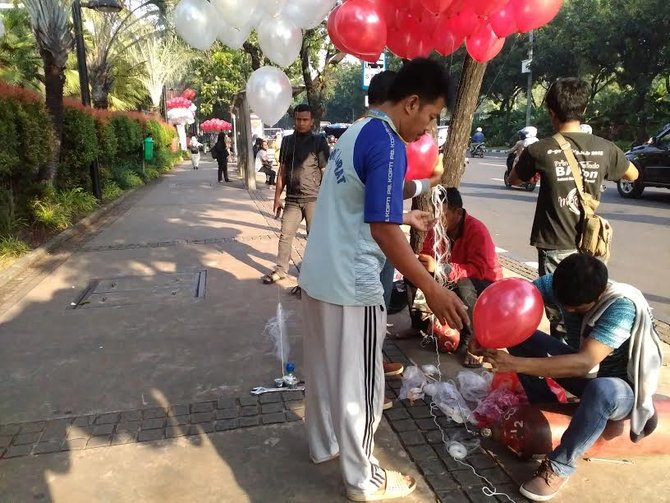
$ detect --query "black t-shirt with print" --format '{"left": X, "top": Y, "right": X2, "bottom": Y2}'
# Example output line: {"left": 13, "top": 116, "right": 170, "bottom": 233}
{"left": 279, "top": 132, "right": 330, "bottom": 202}
{"left": 516, "top": 132, "right": 629, "bottom": 250}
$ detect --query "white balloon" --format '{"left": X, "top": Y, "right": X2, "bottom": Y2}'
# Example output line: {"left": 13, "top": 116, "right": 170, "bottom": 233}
{"left": 0, "top": 17, "right": 5, "bottom": 39}
{"left": 268, "top": 0, "right": 286, "bottom": 17}
{"left": 173, "top": 0, "right": 217, "bottom": 50}
{"left": 246, "top": 67, "right": 293, "bottom": 127}
{"left": 281, "top": 0, "right": 336, "bottom": 29}
{"left": 257, "top": 15, "right": 302, "bottom": 68}
{"left": 211, "top": 0, "right": 260, "bottom": 29}
{"left": 217, "top": 18, "right": 252, "bottom": 49}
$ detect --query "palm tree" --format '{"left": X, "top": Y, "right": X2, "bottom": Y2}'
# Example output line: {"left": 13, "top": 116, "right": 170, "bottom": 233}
{"left": 0, "top": 8, "right": 43, "bottom": 90}
{"left": 24, "top": 0, "right": 74, "bottom": 183}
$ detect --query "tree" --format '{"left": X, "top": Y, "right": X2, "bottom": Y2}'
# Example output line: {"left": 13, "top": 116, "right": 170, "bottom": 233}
{"left": 322, "top": 63, "right": 367, "bottom": 123}
{"left": 24, "top": 0, "right": 74, "bottom": 183}
{"left": 0, "top": 7, "right": 42, "bottom": 90}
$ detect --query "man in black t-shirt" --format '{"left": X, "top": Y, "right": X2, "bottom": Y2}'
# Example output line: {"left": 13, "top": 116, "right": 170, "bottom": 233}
{"left": 510, "top": 78, "right": 638, "bottom": 337}
{"left": 263, "top": 104, "right": 330, "bottom": 284}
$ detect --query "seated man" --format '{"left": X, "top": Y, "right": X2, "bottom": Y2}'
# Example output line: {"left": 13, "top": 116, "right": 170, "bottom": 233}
{"left": 406, "top": 187, "right": 502, "bottom": 366}
{"left": 481, "top": 254, "right": 663, "bottom": 501}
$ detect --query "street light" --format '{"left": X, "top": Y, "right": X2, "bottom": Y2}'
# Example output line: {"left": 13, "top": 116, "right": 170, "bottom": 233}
{"left": 72, "top": 0, "right": 123, "bottom": 200}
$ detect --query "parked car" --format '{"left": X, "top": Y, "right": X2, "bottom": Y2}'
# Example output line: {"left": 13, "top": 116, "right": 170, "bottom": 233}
{"left": 618, "top": 123, "right": 670, "bottom": 198}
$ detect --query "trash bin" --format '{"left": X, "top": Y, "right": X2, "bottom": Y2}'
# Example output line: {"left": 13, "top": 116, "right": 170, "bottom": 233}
{"left": 144, "top": 136, "right": 154, "bottom": 162}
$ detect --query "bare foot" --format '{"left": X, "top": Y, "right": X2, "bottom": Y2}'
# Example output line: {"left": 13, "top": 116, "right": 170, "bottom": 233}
{"left": 463, "top": 350, "right": 483, "bottom": 368}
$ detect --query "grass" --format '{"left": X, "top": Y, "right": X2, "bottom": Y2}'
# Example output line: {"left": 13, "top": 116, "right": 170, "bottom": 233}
{"left": 0, "top": 235, "right": 31, "bottom": 263}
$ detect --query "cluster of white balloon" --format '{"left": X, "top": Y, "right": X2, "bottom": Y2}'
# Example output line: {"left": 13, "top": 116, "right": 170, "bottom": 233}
{"left": 174, "top": 0, "right": 337, "bottom": 126}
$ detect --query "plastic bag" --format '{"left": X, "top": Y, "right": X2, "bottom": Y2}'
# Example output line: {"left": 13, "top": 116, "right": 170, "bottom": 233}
{"left": 456, "top": 370, "right": 493, "bottom": 405}
{"left": 398, "top": 366, "right": 427, "bottom": 402}
{"left": 424, "top": 382, "right": 473, "bottom": 424}
{"left": 473, "top": 388, "right": 527, "bottom": 428}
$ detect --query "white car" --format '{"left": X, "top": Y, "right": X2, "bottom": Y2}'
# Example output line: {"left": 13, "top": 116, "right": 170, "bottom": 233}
{"left": 437, "top": 126, "right": 449, "bottom": 147}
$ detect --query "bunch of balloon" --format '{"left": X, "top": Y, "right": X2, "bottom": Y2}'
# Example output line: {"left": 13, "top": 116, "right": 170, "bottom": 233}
{"left": 326, "top": 0, "right": 564, "bottom": 64}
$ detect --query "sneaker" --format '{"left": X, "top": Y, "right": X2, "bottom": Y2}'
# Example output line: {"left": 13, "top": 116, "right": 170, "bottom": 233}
{"left": 519, "top": 458, "right": 568, "bottom": 501}
{"left": 383, "top": 397, "right": 393, "bottom": 410}
{"left": 384, "top": 362, "right": 404, "bottom": 377}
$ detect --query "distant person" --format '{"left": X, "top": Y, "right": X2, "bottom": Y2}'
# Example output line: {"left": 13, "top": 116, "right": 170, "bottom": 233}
{"left": 471, "top": 127, "right": 485, "bottom": 144}
{"left": 509, "top": 77, "right": 639, "bottom": 338}
{"left": 256, "top": 139, "right": 276, "bottom": 185}
{"left": 189, "top": 135, "right": 203, "bottom": 170}
{"left": 211, "top": 132, "right": 230, "bottom": 183}
{"left": 508, "top": 126, "right": 539, "bottom": 170}
{"left": 263, "top": 104, "right": 330, "bottom": 284}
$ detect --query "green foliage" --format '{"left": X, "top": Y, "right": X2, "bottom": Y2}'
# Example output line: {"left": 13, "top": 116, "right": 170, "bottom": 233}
{"left": 109, "top": 114, "right": 142, "bottom": 161}
{"left": 0, "top": 236, "right": 30, "bottom": 261}
{"left": 142, "top": 167, "right": 161, "bottom": 182}
{"left": 0, "top": 7, "right": 42, "bottom": 89}
{"left": 323, "top": 63, "right": 367, "bottom": 123}
{"left": 102, "top": 181, "right": 124, "bottom": 202}
{"left": 30, "top": 187, "right": 98, "bottom": 230}
{"left": 31, "top": 198, "right": 71, "bottom": 230}
{"left": 57, "top": 107, "right": 100, "bottom": 189}
{"left": 112, "top": 166, "right": 144, "bottom": 190}
{"left": 96, "top": 119, "right": 119, "bottom": 165}
{"left": 56, "top": 187, "right": 98, "bottom": 215}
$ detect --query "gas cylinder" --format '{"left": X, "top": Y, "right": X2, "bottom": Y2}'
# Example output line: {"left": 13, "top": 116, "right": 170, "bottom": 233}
{"left": 431, "top": 321, "right": 460, "bottom": 353}
{"left": 490, "top": 395, "right": 670, "bottom": 459}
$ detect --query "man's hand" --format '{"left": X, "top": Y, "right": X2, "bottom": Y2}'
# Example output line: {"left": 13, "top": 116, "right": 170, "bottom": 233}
{"left": 430, "top": 153, "right": 444, "bottom": 187}
{"left": 403, "top": 210, "right": 436, "bottom": 231}
{"left": 273, "top": 198, "right": 284, "bottom": 219}
{"left": 482, "top": 349, "right": 518, "bottom": 373}
{"left": 417, "top": 254, "right": 436, "bottom": 273}
{"left": 424, "top": 284, "right": 469, "bottom": 330}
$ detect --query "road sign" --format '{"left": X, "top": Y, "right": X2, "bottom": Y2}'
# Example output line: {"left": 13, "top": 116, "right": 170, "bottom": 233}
{"left": 521, "top": 59, "right": 532, "bottom": 74}
{"left": 362, "top": 53, "right": 386, "bottom": 90}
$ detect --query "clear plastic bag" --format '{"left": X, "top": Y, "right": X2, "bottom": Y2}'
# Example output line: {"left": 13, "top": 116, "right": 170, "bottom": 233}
{"left": 398, "top": 366, "right": 427, "bottom": 402}
{"left": 456, "top": 370, "right": 493, "bottom": 405}
{"left": 423, "top": 382, "right": 473, "bottom": 424}
{"left": 473, "top": 388, "right": 527, "bottom": 428}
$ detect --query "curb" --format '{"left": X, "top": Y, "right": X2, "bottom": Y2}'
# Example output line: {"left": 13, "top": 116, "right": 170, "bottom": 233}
{"left": 0, "top": 177, "right": 160, "bottom": 292}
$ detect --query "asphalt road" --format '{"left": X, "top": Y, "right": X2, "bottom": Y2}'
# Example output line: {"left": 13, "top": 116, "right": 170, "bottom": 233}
{"left": 459, "top": 154, "right": 670, "bottom": 322}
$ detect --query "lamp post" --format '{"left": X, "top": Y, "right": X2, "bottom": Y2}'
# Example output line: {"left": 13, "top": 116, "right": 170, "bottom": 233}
{"left": 72, "top": 0, "right": 123, "bottom": 200}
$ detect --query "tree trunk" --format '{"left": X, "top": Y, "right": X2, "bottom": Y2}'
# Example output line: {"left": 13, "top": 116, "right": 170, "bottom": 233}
{"left": 243, "top": 41, "right": 263, "bottom": 71}
{"left": 39, "top": 54, "right": 66, "bottom": 183}
{"left": 90, "top": 63, "right": 112, "bottom": 109}
{"left": 299, "top": 36, "right": 325, "bottom": 129}
{"left": 442, "top": 56, "right": 488, "bottom": 187}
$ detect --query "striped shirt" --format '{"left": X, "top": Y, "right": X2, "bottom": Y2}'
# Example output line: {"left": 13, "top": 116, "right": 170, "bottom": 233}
{"left": 299, "top": 114, "right": 406, "bottom": 306}
{"left": 534, "top": 274, "right": 635, "bottom": 380}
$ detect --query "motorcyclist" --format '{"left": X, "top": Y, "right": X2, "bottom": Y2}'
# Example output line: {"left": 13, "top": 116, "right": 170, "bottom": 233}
{"left": 509, "top": 126, "right": 538, "bottom": 169}
{"left": 471, "top": 127, "right": 485, "bottom": 144}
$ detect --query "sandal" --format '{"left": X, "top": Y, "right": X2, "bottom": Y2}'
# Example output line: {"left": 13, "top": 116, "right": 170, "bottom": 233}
{"left": 289, "top": 285, "right": 302, "bottom": 298}
{"left": 262, "top": 272, "right": 286, "bottom": 284}
{"left": 463, "top": 350, "right": 483, "bottom": 368}
{"left": 347, "top": 470, "right": 416, "bottom": 502}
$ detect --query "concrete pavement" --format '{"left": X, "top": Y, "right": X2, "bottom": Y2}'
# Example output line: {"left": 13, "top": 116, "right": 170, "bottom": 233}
{"left": 0, "top": 159, "right": 668, "bottom": 503}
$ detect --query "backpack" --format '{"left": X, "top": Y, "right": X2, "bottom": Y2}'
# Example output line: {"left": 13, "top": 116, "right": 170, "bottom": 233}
{"left": 210, "top": 143, "right": 219, "bottom": 159}
{"left": 554, "top": 133, "right": 613, "bottom": 262}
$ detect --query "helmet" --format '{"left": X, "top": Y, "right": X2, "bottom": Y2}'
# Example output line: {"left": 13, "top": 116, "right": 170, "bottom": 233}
{"left": 580, "top": 124, "right": 593, "bottom": 134}
{"left": 476, "top": 127, "right": 483, "bottom": 132}
{"left": 522, "top": 126, "right": 537, "bottom": 138}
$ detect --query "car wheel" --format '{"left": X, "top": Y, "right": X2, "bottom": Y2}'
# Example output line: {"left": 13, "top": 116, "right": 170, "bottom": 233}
{"left": 617, "top": 178, "right": 644, "bottom": 198}
{"left": 525, "top": 183, "right": 536, "bottom": 192}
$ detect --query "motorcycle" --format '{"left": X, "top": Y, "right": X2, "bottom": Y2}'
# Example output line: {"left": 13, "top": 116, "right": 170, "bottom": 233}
{"left": 470, "top": 142, "right": 486, "bottom": 158}
{"left": 504, "top": 152, "right": 539, "bottom": 192}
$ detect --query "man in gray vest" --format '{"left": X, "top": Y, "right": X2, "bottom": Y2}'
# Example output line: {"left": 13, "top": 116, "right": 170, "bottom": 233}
{"left": 263, "top": 104, "right": 330, "bottom": 284}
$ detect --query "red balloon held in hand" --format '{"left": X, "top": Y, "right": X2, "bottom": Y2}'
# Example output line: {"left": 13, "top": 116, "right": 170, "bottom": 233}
{"left": 489, "top": 2, "right": 518, "bottom": 38}
{"left": 512, "top": 0, "right": 563, "bottom": 33}
{"left": 466, "top": 22, "right": 505, "bottom": 63}
{"left": 333, "top": 0, "right": 387, "bottom": 61}
{"left": 473, "top": 278, "right": 544, "bottom": 349}
{"left": 405, "top": 133, "right": 439, "bottom": 180}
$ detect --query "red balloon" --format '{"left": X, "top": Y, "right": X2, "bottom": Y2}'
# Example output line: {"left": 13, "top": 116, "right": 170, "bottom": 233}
{"left": 472, "top": 0, "right": 507, "bottom": 16}
{"left": 334, "top": 0, "right": 387, "bottom": 61}
{"left": 419, "top": 0, "right": 454, "bottom": 15}
{"left": 473, "top": 278, "right": 544, "bottom": 349}
{"left": 432, "top": 321, "right": 460, "bottom": 353}
{"left": 405, "top": 133, "right": 438, "bottom": 180}
{"left": 489, "top": 1, "right": 518, "bottom": 38}
{"left": 443, "top": 0, "right": 467, "bottom": 17}
{"left": 386, "top": 27, "right": 412, "bottom": 59}
{"left": 434, "top": 15, "right": 464, "bottom": 55}
{"left": 511, "top": 0, "right": 563, "bottom": 33}
{"left": 449, "top": 8, "right": 480, "bottom": 39}
{"left": 327, "top": 6, "right": 347, "bottom": 51}
{"left": 364, "top": 0, "right": 399, "bottom": 28}
{"left": 466, "top": 22, "right": 505, "bottom": 62}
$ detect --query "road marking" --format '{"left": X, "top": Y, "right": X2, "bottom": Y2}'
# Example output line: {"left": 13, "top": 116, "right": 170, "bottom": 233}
{"left": 524, "top": 261, "right": 539, "bottom": 269}
{"left": 481, "top": 162, "right": 506, "bottom": 167}
{"left": 495, "top": 246, "right": 508, "bottom": 254}
{"left": 491, "top": 177, "right": 505, "bottom": 182}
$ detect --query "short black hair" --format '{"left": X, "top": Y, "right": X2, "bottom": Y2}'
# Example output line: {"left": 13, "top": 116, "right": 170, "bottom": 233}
{"left": 368, "top": 71, "right": 397, "bottom": 106}
{"left": 552, "top": 254, "right": 608, "bottom": 306}
{"left": 293, "top": 104, "right": 312, "bottom": 116}
{"left": 387, "top": 58, "right": 454, "bottom": 110}
{"left": 436, "top": 187, "right": 463, "bottom": 210}
{"left": 544, "top": 78, "right": 590, "bottom": 123}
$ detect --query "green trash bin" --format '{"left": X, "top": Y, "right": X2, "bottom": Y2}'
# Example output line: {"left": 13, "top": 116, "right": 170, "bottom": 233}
{"left": 144, "top": 136, "right": 154, "bottom": 162}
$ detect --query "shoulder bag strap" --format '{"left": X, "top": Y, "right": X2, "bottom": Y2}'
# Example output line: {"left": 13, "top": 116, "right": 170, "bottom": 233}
{"left": 553, "top": 133, "right": 598, "bottom": 215}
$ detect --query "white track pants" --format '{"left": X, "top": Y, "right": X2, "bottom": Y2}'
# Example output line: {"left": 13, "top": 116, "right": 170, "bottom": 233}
{"left": 301, "top": 293, "right": 387, "bottom": 493}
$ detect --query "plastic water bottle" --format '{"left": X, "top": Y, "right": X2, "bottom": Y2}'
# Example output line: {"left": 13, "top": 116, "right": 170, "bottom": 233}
{"left": 283, "top": 362, "right": 298, "bottom": 389}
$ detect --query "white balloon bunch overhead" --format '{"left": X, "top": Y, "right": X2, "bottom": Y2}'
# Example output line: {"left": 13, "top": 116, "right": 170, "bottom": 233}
{"left": 174, "top": 0, "right": 337, "bottom": 66}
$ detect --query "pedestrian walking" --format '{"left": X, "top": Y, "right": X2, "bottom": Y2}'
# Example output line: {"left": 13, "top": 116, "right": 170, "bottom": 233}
{"left": 262, "top": 104, "right": 330, "bottom": 284}
{"left": 298, "top": 58, "right": 469, "bottom": 501}
{"left": 189, "top": 135, "right": 203, "bottom": 170}
{"left": 211, "top": 132, "right": 230, "bottom": 183}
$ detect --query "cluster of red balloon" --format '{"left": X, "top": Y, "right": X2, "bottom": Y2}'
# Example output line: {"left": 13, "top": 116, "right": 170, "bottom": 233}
{"left": 201, "top": 119, "right": 232, "bottom": 133}
{"left": 166, "top": 96, "right": 193, "bottom": 110}
{"left": 181, "top": 88, "right": 197, "bottom": 101}
{"left": 327, "top": 0, "right": 563, "bottom": 63}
